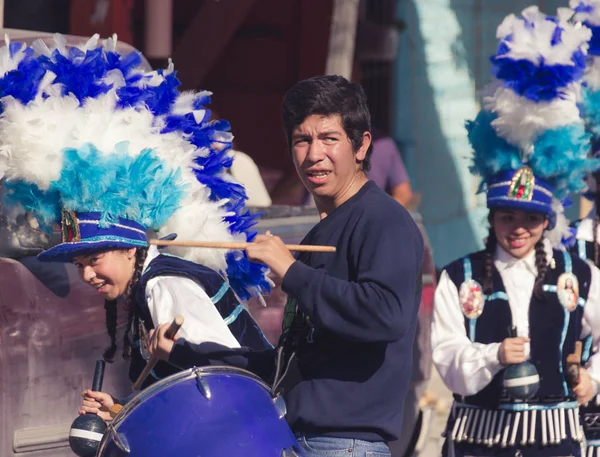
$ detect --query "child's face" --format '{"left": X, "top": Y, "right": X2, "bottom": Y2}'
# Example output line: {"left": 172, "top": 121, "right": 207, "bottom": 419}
{"left": 73, "top": 248, "right": 137, "bottom": 300}
{"left": 491, "top": 209, "right": 548, "bottom": 259}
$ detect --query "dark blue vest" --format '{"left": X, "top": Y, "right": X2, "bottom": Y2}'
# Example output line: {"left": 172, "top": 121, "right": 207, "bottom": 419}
{"left": 129, "top": 253, "right": 273, "bottom": 388}
{"left": 445, "top": 249, "right": 591, "bottom": 408}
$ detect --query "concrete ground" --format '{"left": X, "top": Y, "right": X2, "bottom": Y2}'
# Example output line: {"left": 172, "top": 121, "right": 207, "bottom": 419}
{"left": 420, "top": 366, "right": 453, "bottom": 457}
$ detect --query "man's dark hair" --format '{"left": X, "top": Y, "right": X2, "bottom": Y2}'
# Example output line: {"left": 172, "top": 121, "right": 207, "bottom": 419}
{"left": 281, "top": 75, "right": 373, "bottom": 171}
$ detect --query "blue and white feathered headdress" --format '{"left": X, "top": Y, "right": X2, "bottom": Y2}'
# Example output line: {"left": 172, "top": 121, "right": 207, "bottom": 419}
{"left": 0, "top": 34, "right": 269, "bottom": 300}
{"left": 467, "top": 6, "right": 600, "bottom": 228}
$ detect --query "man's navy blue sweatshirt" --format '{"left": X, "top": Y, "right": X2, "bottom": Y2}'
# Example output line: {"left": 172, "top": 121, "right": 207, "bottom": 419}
{"left": 169, "top": 181, "right": 424, "bottom": 442}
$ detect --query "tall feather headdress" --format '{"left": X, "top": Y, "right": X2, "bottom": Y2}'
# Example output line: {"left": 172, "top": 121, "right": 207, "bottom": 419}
{"left": 467, "top": 6, "right": 600, "bottom": 229}
{"left": 0, "top": 33, "right": 269, "bottom": 300}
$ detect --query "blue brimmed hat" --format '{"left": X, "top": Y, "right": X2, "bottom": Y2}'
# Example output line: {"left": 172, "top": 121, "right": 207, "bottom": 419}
{"left": 466, "top": 6, "right": 600, "bottom": 229}
{"left": 37, "top": 211, "right": 148, "bottom": 262}
{"left": 0, "top": 34, "right": 269, "bottom": 300}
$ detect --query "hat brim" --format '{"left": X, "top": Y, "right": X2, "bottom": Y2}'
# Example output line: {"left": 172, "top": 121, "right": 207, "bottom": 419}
{"left": 38, "top": 239, "right": 147, "bottom": 263}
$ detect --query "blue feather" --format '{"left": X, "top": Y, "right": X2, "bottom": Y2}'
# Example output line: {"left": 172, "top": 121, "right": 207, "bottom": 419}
{"left": 117, "top": 71, "right": 180, "bottom": 115}
{"left": 161, "top": 115, "right": 231, "bottom": 151}
{"left": 225, "top": 250, "right": 270, "bottom": 300}
{"left": 585, "top": 23, "right": 600, "bottom": 56}
{"left": 49, "top": 144, "right": 185, "bottom": 229}
{"left": 0, "top": 48, "right": 46, "bottom": 106}
{"left": 491, "top": 53, "right": 586, "bottom": 102}
{"left": 466, "top": 110, "right": 600, "bottom": 197}
{"left": 192, "top": 92, "right": 212, "bottom": 109}
{"left": 3, "top": 181, "right": 61, "bottom": 231}
{"left": 491, "top": 16, "right": 587, "bottom": 101}
{"left": 581, "top": 87, "right": 600, "bottom": 137}
{"left": 223, "top": 200, "right": 259, "bottom": 237}
{"left": 528, "top": 124, "right": 599, "bottom": 199}
{"left": 39, "top": 48, "right": 114, "bottom": 102}
{"left": 573, "top": 2, "right": 595, "bottom": 14}
{"left": 466, "top": 110, "right": 522, "bottom": 183}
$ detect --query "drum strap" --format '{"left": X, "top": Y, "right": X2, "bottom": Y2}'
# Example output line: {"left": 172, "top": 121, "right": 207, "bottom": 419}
{"left": 271, "top": 349, "right": 303, "bottom": 397}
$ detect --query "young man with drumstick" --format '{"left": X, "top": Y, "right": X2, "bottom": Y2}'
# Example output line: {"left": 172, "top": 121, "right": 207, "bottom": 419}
{"left": 148, "top": 75, "right": 425, "bottom": 457}
{"left": 0, "top": 35, "right": 273, "bottom": 418}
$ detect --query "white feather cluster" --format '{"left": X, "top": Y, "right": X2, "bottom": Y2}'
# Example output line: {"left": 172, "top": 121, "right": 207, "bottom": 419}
{"left": 495, "top": 6, "right": 590, "bottom": 66}
{"left": 484, "top": 84, "right": 584, "bottom": 154}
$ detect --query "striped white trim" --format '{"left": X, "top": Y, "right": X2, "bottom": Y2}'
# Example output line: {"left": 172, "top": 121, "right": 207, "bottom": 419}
{"left": 78, "top": 219, "right": 146, "bottom": 236}
{"left": 69, "top": 428, "right": 104, "bottom": 441}
{"left": 503, "top": 374, "right": 540, "bottom": 388}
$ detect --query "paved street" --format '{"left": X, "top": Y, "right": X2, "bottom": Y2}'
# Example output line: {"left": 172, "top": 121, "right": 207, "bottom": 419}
{"left": 420, "top": 366, "right": 453, "bottom": 457}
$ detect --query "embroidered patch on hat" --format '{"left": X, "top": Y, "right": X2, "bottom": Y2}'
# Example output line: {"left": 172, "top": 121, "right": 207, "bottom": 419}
{"left": 61, "top": 210, "right": 81, "bottom": 243}
{"left": 508, "top": 166, "right": 535, "bottom": 201}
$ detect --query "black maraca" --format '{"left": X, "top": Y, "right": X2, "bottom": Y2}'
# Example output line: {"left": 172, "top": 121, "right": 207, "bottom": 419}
{"left": 502, "top": 326, "right": 540, "bottom": 401}
{"left": 69, "top": 360, "right": 108, "bottom": 457}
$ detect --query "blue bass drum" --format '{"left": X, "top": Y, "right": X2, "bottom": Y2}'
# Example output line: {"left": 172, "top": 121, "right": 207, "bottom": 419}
{"left": 97, "top": 366, "right": 303, "bottom": 457}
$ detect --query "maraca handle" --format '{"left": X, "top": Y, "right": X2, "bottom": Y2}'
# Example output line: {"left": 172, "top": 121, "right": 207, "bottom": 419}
{"left": 92, "top": 360, "right": 106, "bottom": 392}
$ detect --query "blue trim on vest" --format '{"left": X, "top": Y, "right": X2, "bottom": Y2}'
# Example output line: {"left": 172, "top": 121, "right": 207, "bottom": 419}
{"left": 543, "top": 285, "right": 586, "bottom": 308}
{"left": 487, "top": 291, "right": 509, "bottom": 301}
{"left": 559, "top": 308, "right": 570, "bottom": 396}
{"left": 563, "top": 250, "right": 572, "bottom": 273}
{"left": 468, "top": 320, "right": 476, "bottom": 342}
{"left": 463, "top": 257, "right": 472, "bottom": 280}
{"left": 211, "top": 282, "right": 230, "bottom": 304}
{"left": 583, "top": 335, "right": 594, "bottom": 364}
{"left": 224, "top": 304, "right": 245, "bottom": 325}
{"left": 463, "top": 257, "right": 477, "bottom": 341}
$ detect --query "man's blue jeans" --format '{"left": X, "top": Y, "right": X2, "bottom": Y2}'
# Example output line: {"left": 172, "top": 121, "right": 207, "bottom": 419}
{"left": 296, "top": 435, "right": 391, "bottom": 457}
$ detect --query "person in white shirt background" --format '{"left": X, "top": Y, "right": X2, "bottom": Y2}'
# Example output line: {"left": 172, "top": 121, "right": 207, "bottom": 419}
{"left": 432, "top": 7, "right": 600, "bottom": 457}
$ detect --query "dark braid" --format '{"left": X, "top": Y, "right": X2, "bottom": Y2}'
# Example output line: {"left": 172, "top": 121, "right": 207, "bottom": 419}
{"left": 483, "top": 228, "right": 497, "bottom": 295}
{"left": 533, "top": 239, "right": 548, "bottom": 299}
{"left": 122, "top": 248, "right": 149, "bottom": 360}
{"left": 103, "top": 299, "right": 118, "bottom": 362}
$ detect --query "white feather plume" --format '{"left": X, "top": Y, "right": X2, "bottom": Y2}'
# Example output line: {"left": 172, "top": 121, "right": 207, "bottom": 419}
{"left": 484, "top": 84, "right": 584, "bottom": 152}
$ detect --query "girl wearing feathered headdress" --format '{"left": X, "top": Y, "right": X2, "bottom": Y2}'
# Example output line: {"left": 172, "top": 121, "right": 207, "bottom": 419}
{"left": 431, "top": 7, "right": 600, "bottom": 457}
{"left": 0, "top": 34, "right": 273, "bottom": 418}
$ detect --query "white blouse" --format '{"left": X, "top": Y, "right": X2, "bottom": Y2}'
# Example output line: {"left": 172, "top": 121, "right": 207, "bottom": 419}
{"left": 432, "top": 240, "right": 600, "bottom": 397}
{"left": 142, "top": 246, "right": 241, "bottom": 348}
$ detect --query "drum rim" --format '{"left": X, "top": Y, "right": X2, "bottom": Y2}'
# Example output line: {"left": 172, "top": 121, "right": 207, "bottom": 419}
{"left": 97, "top": 365, "right": 272, "bottom": 453}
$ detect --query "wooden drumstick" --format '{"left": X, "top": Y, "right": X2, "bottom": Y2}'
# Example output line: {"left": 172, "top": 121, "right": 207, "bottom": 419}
{"left": 149, "top": 239, "right": 336, "bottom": 253}
{"left": 108, "top": 404, "right": 123, "bottom": 419}
{"left": 132, "top": 316, "right": 184, "bottom": 392}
